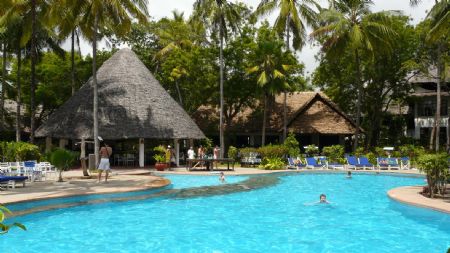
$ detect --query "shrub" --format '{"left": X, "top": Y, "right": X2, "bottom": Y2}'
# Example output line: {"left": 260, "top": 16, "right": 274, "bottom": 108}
{"left": 0, "top": 141, "right": 41, "bottom": 162}
{"left": 227, "top": 146, "right": 238, "bottom": 161}
{"left": 239, "top": 147, "right": 258, "bottom": 158}
{"left": 354, "top": 147, "right": 365, "bottom": 157}
{"left": 259, "top": 157, "right": 285, "bottom": 170}
{"left": 365, "top": 152, "right": 377, "bottom": 165}
{"left": 416, "top": 153, "right": 449, "bottom": 198}
{"left": 322, "top": 145, "right": 344, "bottom": 163}
{"left": 304, "top": 145, "right": 319, "bottom": 157}
{"left": 50, "top": 148, "right": 77, "bottom": 182}
{"left": 258, "top": 144, "right": 288, "bottom": 159}
{"left": 283, "top": 132, "right": 300, "bottom": 158}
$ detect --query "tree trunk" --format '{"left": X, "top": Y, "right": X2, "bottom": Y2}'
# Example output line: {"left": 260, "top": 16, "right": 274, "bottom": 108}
{"left": 429, "top": 125, "right": 435, "bottom": 150}
{"left": 353, "top": 49, "right": 362, "bottom": 151}
{"left": 71, "top": 29, "right": 76, "bottom": 96}
{"left": 93, "top": 14, "right": 99, "bottom": 166}
{"left": 435, "top": 44, "right": 443, "bottom": 152}
{"left": 262, "top": 93, "right": 267, "bottom": 146}
{"left": 58, "top": 170, "right": 63, "bottom": 182}
{"left": 81, "top": 138, "right": 89, "bottom": 176}
{"left": 282, "top": 15, "right": 290, "bottom": 142}
{"left": 16, "top": 47, "right": 21, "bottom": 142}
{"left": 175, "top": 79, "right": 183, "bottom": 107}
{"left": 1, "top": 42, "right": 6, "bottom": 125}
{"left": 219, "top": 25, "right": 224, "bottom": 158}
{"left": 30, "top": 0, "right": 37, "bottom": 144}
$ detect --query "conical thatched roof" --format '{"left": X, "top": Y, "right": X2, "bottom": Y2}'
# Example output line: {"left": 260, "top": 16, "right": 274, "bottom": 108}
{"left": 36, "top": 48, "right": 205, "bottom": 140}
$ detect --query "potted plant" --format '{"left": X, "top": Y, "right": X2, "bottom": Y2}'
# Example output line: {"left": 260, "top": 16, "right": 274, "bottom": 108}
{"left": 153, "top": 146, "right": 168, "bottom": 171}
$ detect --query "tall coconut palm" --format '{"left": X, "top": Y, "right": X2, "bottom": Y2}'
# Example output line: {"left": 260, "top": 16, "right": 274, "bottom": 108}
{"left": 49, "top": 0, "right": 83, "bottom": 96}
{"left": 426, "top": 0, "right": 449, "bottom": 151}
{"left": 311, "top": 0, "right": 396, "bottom": 150}
{"left": 247, "top": 40, "right": 291, "bottom": 146}
{"left": 1, "top": 0, "right": 63, "bottom": 143}
{"left": 411, "top": 0, "right": 449, "bottom": 151}
{"left": 73, "top": 0, "right": 148, "bottom": 165}
{"left": 193, "top": 0, "right": 241, "bottom": 158}
{"left": 255, "top": 0, "right": 318, "bottom": 141}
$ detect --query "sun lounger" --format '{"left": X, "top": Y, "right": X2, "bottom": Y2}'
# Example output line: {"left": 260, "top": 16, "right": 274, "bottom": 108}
{"left": 387, "top": 158, "right": 400, "bottom": 170}
{"left": 400, "top": 157, "right": 410, "bottom": 170}
{"left": 305, "top": 157, "right": 322, "bottom": 169}
{"left": 346, "top": 156, "right": 363, "bottom": 170}
{"left": 287, "top": 158, "right": 306, "bottom": 170}
{"left": 358, "top": 156, "right": 374, "bottom": 170}
{"left": 377, "top": 157, "right": 390, "bottom": 170}
{"left": 0, "top": 176, "right": 28, "bottom": 189}
{"left": 319, "top": 157, "right": 344, "bottom": 170}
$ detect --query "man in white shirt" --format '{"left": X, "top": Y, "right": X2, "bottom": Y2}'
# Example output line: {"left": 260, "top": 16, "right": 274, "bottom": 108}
{"left": 187, "top": 147, "right": 195, "bottom": 159}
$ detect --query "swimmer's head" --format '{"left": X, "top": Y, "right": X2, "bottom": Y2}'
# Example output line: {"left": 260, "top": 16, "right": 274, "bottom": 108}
{"left": 320, "top": 194, "right": 326, "bottom": 202}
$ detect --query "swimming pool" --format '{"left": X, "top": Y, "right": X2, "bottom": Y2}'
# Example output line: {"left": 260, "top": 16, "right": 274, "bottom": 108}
{"left": 1, "top": 173, "right": 449, "bottom": 252}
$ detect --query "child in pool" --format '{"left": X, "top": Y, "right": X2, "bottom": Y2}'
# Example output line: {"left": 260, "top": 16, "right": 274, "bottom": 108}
{"left": 346, "top": 171, "right": 352, "bottom": 179}
{"left": 219, "top": 172, "right": 226, "bottom": 183}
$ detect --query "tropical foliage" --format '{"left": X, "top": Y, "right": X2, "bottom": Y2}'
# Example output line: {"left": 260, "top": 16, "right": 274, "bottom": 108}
{"left": 417, "top": 153, "right": 449, "bottom": 198}
{"left": 49, "top": 148, "right": 77, "bottom": 182}
{"left": 0, "top": 205, "right": 26, "bottom": 235}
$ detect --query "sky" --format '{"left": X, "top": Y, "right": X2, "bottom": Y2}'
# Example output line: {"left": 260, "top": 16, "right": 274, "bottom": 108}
{"left": 67, "top": 0, "right": 436, "bottom": 76}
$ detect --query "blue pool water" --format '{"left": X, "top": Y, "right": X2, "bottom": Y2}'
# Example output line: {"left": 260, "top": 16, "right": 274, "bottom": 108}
{"left": 160, "top": 174, "right": 248, "bottom": 189}
{"left": 1, "top": 173, "right": 449, "bottom": 253}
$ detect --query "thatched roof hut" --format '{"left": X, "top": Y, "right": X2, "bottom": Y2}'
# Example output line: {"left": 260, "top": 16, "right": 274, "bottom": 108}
{"left": 194, "top": 92, "right": 359, "bottom": 135}
{"left": 36, "top": 48, "right": 205, "bottom": 140}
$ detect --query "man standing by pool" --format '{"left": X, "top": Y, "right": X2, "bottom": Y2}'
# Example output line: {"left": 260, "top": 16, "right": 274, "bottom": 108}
{"left": 98, "top": 143, "right": 113, "bottom": 183}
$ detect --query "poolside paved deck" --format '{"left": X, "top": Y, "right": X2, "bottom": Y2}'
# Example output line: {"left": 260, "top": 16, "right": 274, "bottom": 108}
{"left": 0, "top": 169, "right": 169, "bottom": 204}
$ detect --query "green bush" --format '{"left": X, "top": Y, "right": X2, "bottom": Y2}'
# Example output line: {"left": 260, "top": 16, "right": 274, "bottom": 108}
{"left": 258, "top": 144, "right": 288, "bottom": 159}
{"left": 50, "top": 148, "right": 77, "bottom": 182}
{"left": 304, "top": 145, "right": 319, "bottom": 157}
{"left": 283, "top": 132, "right": 300, "bottom": 158}
{"left": 365, "top": 152, "right": 377, "bottom": 165}
{"left": 259, "top": 157, "right": 286, "bottom": 170}
{"left": 0, "top": 141, "right": 41, "bottom": 162}
{"left": 416, "top": 153, "right": 449, "bottom": 198}
{"left": 322, "top": 145, "right": 344, "bottom": 163}
{"left": 354, "top": 147, "right": 365, "bottom": 157}
{"left": 227, "top": 146, "right": 238, "bottom": 161}
{"left": 239, "top": 147, "right": 258, "bottom": 158}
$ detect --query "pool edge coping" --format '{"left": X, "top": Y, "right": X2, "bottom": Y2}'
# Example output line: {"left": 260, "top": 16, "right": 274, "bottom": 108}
{"left": 387, "top": 186, "right": 450, "bottom": 215}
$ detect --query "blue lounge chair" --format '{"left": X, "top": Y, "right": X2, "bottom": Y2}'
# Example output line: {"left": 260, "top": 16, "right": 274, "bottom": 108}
{"left": 0, "top": 176, "right": 28, "bottom": 189}
{"left": 346, "top": 156, "right": 364, "bottom": 170}
{"left": 387, "top": 158, "right": 400, "bottom": 170}
{"left": 377, "top": 157, "right": 390, "bottom": 170}
{"left": 318, "top": 157, "right": 344, "bottom": 170}
{"left": 287, "top": 158, "right": 306, "bottom": 170}
{"left": 400, "top": 157, "right": 410, "bottom": 170}
{"left": 305, "top": 157, "right": 322, "bottom": 169}
{"left": 358, "top": 156, "right": 374, "bottom": 170}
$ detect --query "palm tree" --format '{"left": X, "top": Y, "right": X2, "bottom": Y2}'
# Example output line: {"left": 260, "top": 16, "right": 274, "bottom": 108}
{"left": 411, "top": 0, "right": 449, "bottom": 151}
{"left": 426, "top": 0, "right": 449, "bottom": 151}
{"left": 247, "top": 39, "right": 291, "bottom": 146}
{"left": 311, "top": 0, "right": 396, "bottom": 150}
{"left": 193, "top": 0, "right": 241, "bottom": 158}
{"left": 74, "top": 0, "right": 148, "bottom": 165}
{"left": 255, "top": 0, "right": 318, "bottom": 141}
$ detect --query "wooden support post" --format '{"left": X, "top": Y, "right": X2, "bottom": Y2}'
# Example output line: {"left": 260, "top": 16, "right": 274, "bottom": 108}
{"left": 139, "top": 138, "right": 144, "bottom": 168}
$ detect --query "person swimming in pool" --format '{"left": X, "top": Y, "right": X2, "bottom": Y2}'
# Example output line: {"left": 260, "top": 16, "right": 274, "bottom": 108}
{"left": 219, "top": 172, "right": 226, "bottom": 183}
{"left": 346, "top": 171, "right": 352, "bottom": 179}
{"left": 319, "top": 194, "right": 329, "bottom": 204}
